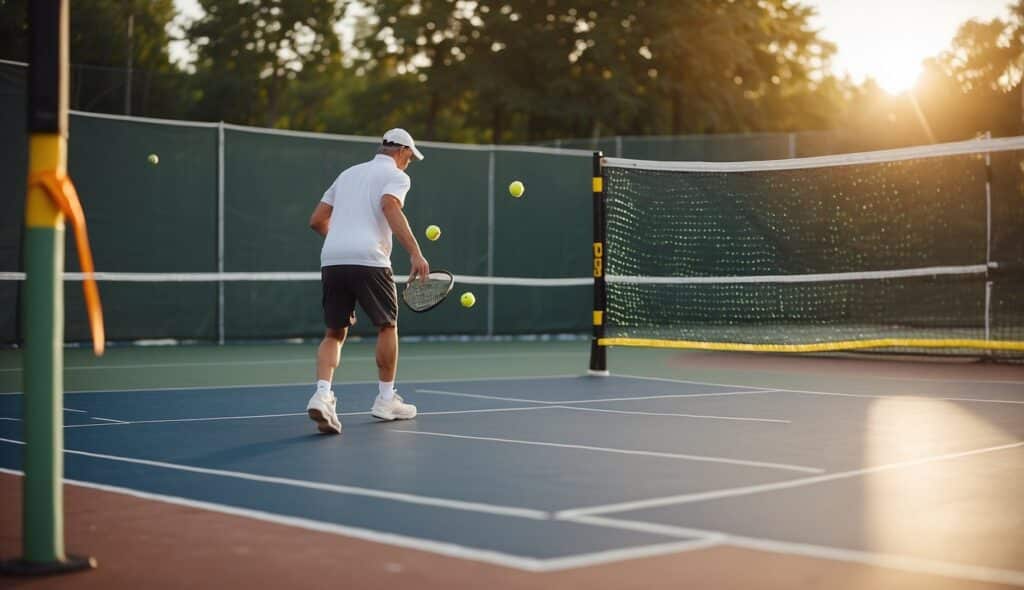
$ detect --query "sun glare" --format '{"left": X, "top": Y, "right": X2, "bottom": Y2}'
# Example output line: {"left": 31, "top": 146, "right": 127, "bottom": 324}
{"left": 874, "top": 62, "right": 922, "bottom": 95}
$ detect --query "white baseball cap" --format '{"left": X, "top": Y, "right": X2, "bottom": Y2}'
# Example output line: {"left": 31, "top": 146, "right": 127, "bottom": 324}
{"left": 382, "top": 128, "right": 424, "bottom": 160}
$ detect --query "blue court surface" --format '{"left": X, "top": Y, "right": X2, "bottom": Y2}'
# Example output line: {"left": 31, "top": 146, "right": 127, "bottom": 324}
{"left": 1, "top": 372, "right": 1023, "bottom": 581}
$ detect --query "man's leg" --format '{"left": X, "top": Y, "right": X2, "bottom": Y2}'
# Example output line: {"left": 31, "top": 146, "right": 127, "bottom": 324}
{"left": 370, "top": 324, "right": 416, "bottom": 420}
{"left": 376, "top": 324, "right": 397, "bottom": 383}
{"left": 308, "top": 326, "right": 347, "bottom": 434}
{"left": 318, "top": 326, "right": 348, "bottom": 382}
{"left": 309, "top": 264, "right": 355, "bottom": 435}
{"left": 358, "top": 268, "right": 414, "bottom": 420}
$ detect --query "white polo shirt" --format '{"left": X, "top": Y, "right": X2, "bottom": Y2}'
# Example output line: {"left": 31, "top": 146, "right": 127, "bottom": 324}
{"left": 320, "top": 154, "right": 411, "bottom": 268}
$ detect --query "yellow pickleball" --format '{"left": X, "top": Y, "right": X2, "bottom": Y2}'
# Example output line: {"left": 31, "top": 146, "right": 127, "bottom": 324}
{"left": 425, "top": 224, "right": 441, "bottom": 241}
{"left": 460, "top": 292, "right": 476, "bottom": 308}
{"left": 147, "top": 153, "right": 159, "bottom": 165}
{"left": 508, "top": 180, "right": 525, "bottom": 198}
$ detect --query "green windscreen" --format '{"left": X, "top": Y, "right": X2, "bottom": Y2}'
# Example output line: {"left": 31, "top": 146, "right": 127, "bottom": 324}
{"left": 492, "top": 150, "right": 592, "bottom": 334}
{"left": 0, "top": 62, "right": 27, "bottom": 344}
{"left": 222, "top": 129, "right": 494, "bottom": 339}
{"left": 64, "top": 115, "right": 219, "bottom": 342}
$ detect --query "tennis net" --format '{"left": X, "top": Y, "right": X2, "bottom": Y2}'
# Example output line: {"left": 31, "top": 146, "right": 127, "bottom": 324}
{"left": 589, "top": 136, "right": 1024, "bottom": 366}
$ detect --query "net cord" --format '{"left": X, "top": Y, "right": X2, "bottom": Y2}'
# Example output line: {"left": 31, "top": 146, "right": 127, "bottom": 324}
{"left": 0, "top": 272, "right": 593, "bottom": 285}
{"left": 984, "top": 131, "right": 993, "bottom": 341}
{"left": 604, "top": 135, "right": 1024, "bottom": 173}
{"left": 0, "top": 265, "right": 994, "bottom": 285}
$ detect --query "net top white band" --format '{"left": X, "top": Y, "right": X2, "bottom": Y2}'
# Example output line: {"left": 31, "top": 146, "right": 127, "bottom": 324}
{"left": 604, "top": 136, "right": 1024, "bottom": 173}
{"left": 0, "top": 272, "right": 592, "bottom": 286}
{"left": 0, "top": 264, "right": 992, "bottom": 286}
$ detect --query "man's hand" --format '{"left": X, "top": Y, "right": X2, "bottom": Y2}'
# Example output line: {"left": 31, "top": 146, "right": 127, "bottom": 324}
{"left": 409, "top": 254, "right": 430, "bottom": 283}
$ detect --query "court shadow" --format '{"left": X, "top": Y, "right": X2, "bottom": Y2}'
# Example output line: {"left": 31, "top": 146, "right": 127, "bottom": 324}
{"left": 184, "top": 433, "right": 331, "bottom": 466}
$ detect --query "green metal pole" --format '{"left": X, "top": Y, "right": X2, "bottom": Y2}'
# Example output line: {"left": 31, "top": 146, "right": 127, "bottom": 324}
{"left": 22, "top": 225, "right": 65, "bottom": 563}
{"left": 1, "top": 0, "right": 96, "bottom": 576}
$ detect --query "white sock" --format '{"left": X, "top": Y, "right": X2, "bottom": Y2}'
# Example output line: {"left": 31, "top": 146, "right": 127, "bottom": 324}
{"left": 316, "top": 380, "right": 331, "bottom": 396}
{"left": 378, "top": 381, "right": 395, "bottom": 400}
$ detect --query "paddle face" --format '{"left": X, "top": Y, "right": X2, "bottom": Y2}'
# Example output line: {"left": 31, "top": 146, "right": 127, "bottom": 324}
{"left": 402, "top": 270, "right": 455, "bottom": 312}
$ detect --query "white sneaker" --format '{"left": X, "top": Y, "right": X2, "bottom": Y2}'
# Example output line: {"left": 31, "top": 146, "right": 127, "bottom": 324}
{"left": 306, "top": 391, "right": 342, "bottom": 434}
{"left": 371, "top": 391, "right": 417, "bottom": 421}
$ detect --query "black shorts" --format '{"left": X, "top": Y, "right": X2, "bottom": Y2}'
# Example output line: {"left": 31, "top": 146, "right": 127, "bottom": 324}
{"left": 321, "top": 265, "right": 398, "bottom": 329}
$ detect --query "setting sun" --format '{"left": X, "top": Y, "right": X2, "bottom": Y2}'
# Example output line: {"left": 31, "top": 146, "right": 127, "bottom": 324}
{"left": 807, "top": 0, "right": 1009, "bottom": 95}
{"left": 867, "top": 54, "right": 924, "bottom": 95}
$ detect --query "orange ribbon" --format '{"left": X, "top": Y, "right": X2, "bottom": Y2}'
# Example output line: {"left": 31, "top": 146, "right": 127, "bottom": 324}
{"left": 29, "top": 171, "right": 105, "bottom": 356}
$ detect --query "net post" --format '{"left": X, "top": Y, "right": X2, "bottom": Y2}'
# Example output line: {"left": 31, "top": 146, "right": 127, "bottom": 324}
{"left": 983, "top": 131, "right": 993, "bottom": 352}
{"left": 486, "top": 149, "right": 495, "bottom": 337}
{"left": 589, "top": 151, "right": 609, "bottom": 376}
{"left": 2, "top": 0, "right": 97, "bottom": 576}
{"left": 217, "top": 121, "right": 225, "bottom": 345}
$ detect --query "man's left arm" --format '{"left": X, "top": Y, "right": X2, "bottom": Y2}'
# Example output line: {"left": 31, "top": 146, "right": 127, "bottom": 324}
{"left": 309, "top": 202, "right": 332, "bottom": 237}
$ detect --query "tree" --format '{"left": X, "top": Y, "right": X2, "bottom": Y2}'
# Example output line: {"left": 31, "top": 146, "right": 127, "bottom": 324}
{"left": 0, "top": 0, "right": 28, "bottom": 62}
{"left": 916, "top": 1, "right": 1023, "bottom": 138}
{"left": 0, "top": 0, "right": 183, "bottom": 117}
{"left": 185, "top": 0, "right": 347, "bottom": 126}
{"left": 355, "top": 0, "right": 843, "bottom": 143}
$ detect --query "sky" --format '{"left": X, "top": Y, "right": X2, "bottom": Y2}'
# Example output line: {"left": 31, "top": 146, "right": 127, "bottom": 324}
{"left": 172, "top": 0, "right": 1013, "bottom": 94}
{"left": 805, "top": 0, "right": 1011, "bottom": 93}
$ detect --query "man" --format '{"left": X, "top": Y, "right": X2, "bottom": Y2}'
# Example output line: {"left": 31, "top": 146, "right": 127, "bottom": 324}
{"left": 305, "top": 128, "right": 429, "bottom": 435}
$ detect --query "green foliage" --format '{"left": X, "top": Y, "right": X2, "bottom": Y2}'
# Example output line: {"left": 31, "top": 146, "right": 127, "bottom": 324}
{"left": 0, "top": 0, "right": 29, "bottom": 61}
{"left": 185, "top": 0, "right": 347, "bottom": 126}
{"left": 2, "top": 0, "right": 1022, "bottom": 144}
{"left": 353, "top": 0, "right": 840, "bottom": 142}
{"left": 853, "top": 1, "right": 1024, "bottom": 144}
{"left": 0, "top": 0, "right": 185, "bottom": 117}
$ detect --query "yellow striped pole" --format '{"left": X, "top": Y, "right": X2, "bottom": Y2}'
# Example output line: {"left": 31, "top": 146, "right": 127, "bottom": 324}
{"left": 1, "top": 0, "right": 97, "bottom": 575}
{"left": 589, "top": 151, "right": 609, "bottom": 376}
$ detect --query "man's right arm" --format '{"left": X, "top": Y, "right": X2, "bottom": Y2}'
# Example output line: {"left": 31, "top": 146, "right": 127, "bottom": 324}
{"left": 309, "top": 202, "right": 332, "bottom": 237}
{"left": 382, "top": 195, "right": 429, "bottom": 281}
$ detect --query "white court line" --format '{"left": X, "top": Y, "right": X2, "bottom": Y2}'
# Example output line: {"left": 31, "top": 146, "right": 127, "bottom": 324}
{"left": 0, "top": 373, "right": 584, "bottom": 396}
{"left": 0, "top": 466, "right": 719, "bottom": 573}
{"left": 61, "top": 405, "right": 556, "bottom": 428}
{"left": 556, "top": 440, "right": 1024, "bottom": 519}
{"left": 0, "top": 466, "right": 1017, "bottom": 581}
{"left": 416, "top": 388, "right": 773, "bottom": 406}
{"left": 774, "top": 387, "right": 1024, "bottom": 405}
{"left": 615, "top": 373, "right": 779, "bottom": 391}
{"left": 565, "top": 514, "right": 1024, "bottom": 587}
{"left": 0, "top": 437, "right": 548, "bottom": 520}
{"left": 416, "top": 388, "right": 549, "bottom": 404}
{"left": 0, "top": 466, "right": 545, "bottom": 571}
{"left": 552, "top": 405, "right": 790, "bottom": 424}
{"left": 398, "top": 431, "right": 823, "bottom": 474}
{"left": 557, "top": 390, "right": 776, "bottom": 404}
{"left": 64, "top": 411, "right": 309, "bottom": 428}
{"left": 537, "top": 537, "right": 723, "bottom": 571}
{"left": 419, "top": 406, "right": 555, "bottom": 417}
{"left": 0, "top": 352, "right": 586, "bottom": 373}
{"left": 624, "top": 366, "right": 1024, "bottom": 386}
{"left": 616, "top": 373, "right": 1024, "bottom": 405}
{"left": 89, "top": 417, "right": 128, "bottom": 424}
{"left": 0, "top": 417, "right": 19, "bottom": 422}
{"left": 798, "top": 373, "right": 1024, "bottom": 386}
{"left": 63, "top": 408, "right": 88, "bottom": 413}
